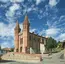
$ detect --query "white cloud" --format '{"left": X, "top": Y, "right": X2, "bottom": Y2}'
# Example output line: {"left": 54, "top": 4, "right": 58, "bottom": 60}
{"left": 0, "top": 22, "right": 15, "bottom": 37}
{"left": 10, "top": 0, "right": 24, "bottom": 3}
{"left": 36, "top": 0, "right": 41, "bottom": 5}
{"left": 0, "top": 22, "right": 15, "bottom": 48}
{"left": 56, "top": 33, "right": 65, "bottom": 41}
{"left": 59, "top": 15, "right": 65, "bottom": 22}
{"left": 0, "top": 0, "right": 9, "bottom": 3}
{"left": 1, "top": 41, "right": 14, "bottom": 48}
{"left": 49, "top": 0, "right": 59, "bottom": 7}
{"left": 36, "top": 0, "right": 45, "bottom": 5}
{"left": 46, "top": 21, "right": 52, "bottom": 28}
{"left": 20, "top": 23, "right": 23, "bottom": 32}
{"left": 27, "top": 8, "right": 32, "bottom": 12}
{"left": 0, "top": 22, "right": 23, "bottom": 38}
{"left": 6, "top": 3, "right": 20, "bottom": 18}
{"left": 30, "top": 28, "right": 36, "bottom": 33}
{"left": 39, "top": 28, "right": 61, "bottom": 41}
{"left": 5, "top": 3, "right": 21, "bottom": 23}
{"left": 0, "top": 21, "right": 23, "bottom": 48}
{"left": 46, "top": 28, "right": 60, "bottom": 37}
{"left": 0, "top": 4, "right": 7, "bottom": 8}
{"left": 39, "top": 29, "right": 45, "bottom": 35}
{"left": 22, "top": 8, "right": 32, "bottom": 14}
{"left": 0, "top": 0, "right": 24, "bottom": 3}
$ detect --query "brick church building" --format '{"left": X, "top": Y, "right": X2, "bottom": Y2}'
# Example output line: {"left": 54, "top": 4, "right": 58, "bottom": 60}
{"left": 14, "top": 15, "right": 47, "bottom": 54}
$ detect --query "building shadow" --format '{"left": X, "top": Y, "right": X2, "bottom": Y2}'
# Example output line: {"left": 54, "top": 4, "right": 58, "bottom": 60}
{"left": 0, "top": 60, "right": 15, "bottom": 63}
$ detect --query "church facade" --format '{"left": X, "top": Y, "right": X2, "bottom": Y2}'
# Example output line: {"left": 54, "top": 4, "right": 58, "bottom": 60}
{"left": 14, "top": 15, "right": 47, "bottom": 54}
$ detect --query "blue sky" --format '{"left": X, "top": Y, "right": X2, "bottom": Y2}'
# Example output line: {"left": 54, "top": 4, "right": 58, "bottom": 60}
{"left": 0, "top": 0, "right": 65, "bottom": 48}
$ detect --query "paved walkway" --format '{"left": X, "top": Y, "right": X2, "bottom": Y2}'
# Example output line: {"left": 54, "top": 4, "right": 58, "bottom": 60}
{"left": 42, "top": 58, "right": 65, "bottom": 64}
{"left": 42, "top": 50, "right": 65, "bottom": 64}
{"left": 0, "top": 60, "right": 40, "bottom": 64}
{"left": 0, "top": 59, "right": 65, "bottom": 64}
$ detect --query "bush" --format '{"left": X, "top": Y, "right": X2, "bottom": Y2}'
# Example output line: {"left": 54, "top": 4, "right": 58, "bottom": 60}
{"left": 0, "top": 55, "right": 2, "bottom": 60}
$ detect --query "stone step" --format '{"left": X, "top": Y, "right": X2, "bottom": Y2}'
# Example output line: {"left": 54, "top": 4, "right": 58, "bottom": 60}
{"left": 1, "top": 52, "right": 41, "bottom": 62}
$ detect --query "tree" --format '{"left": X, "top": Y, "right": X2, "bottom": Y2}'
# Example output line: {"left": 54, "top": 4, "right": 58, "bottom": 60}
{"left": 10, "top": 48, "right": 14, "bottom": 52}
{"left": 0, "top": 46, "right": 1, "bottom": 50}
{"left": 57, "top": 41, "right": 62, "bottom": 48}
{"left": 62, "top": 41, "right": 65, "bottom": 49}
{"left": 46, "top": 37, "right": 57, "bottom": 53}
{"left": 57, "top": 41, "right": 63, "bottom": 51}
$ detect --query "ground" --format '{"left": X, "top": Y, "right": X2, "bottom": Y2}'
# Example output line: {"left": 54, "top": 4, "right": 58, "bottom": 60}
{"left": 0, "top": 59, "right": 65, "bottom": 64}
{"left": 0, "top": 50, "right": 65, "bottom": 64}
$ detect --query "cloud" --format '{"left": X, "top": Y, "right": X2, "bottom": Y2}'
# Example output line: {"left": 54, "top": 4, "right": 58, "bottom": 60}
{"left": 0, "top": 21, "right": 23, "bottom": 38}
{"left": 0, "top": 4, "right": 8, "bottom": 8}
{"left": 46, "top": 28, "right": 60, "bottom": 37}
{"left": 5, "top": 3, "right": 21, "bottom": 23}
{"left": 0, "top": 0, "right": 24, "bottom": 3}
{"left": 0, "top": 22, "right": 15, "bottom": 48}
{"left": 36, "top": 0, "right": 41, "bottom": 5}
{"left": 39, "top": 29, "right": 46, "bottom": 36}
{"left": 0, "top": 22, "right": 23, "bottom": 48}
{"left": 0, "top": 22, "right": 15, "bottom": 37}
{"left": 27, "top": 8, "right": 32, "bottom": 12}
{"left": 36, "top": 0, "right": 45, "bottom": 5}
{"left": 49, "top": 0, "right": 60, "bottom": 7}
{"left": 10, "top": 0, "right": 24, "bottom": 3}
{"left": 56, "top": 33, "right": 65, "bottom": 41}
{"left": 1, "top": 40, "right": 14, "bottom": 48}
{"left": 6, "top": 3, "right": 20, "bottom": 18}
{"left": 0, "top": 0, "right": 9, "bottom": 3}
{"left": 39, "top": 27, "right": 60, "bottom": 38}
{"left": 30, "top": 28, "right": 36, "bottom": 33}
{"left": 45, "top": 14, "right": 65, "bottom": 41}
{"left": 59, "top": 15, "right": 65, "bottom": 22}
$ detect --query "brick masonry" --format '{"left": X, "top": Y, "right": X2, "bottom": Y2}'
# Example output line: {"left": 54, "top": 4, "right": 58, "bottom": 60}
{"left": 14, "top": 15, "right": 47, "bottom": 54}
{"left": 1, "top": 52, "right": 41, "bottom": 62}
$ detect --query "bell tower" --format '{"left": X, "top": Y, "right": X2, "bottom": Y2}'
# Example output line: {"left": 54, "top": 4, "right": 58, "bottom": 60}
{"left": 22, "top": 15, "right": 30, "bottom": 53}
{"left": 14, "top": 21, "right": 21, "bottom": 52}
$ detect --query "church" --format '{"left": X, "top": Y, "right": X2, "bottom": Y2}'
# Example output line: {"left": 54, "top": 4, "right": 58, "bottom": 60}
{"left": 14, "top": 15, "right": 47, "bottom": 54}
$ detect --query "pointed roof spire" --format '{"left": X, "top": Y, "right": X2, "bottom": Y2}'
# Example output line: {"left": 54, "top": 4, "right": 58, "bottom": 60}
{"left": 15, "top": 20, "right": 20, "bottom": 30}
{"left": 24, "top": 11, "right": 28, "bottom": 21}
{"left": 16, "top": 20, "right": 19, "bottom": 27}
{"left": 23, "top": 15, "right": 29, "bottom": 24}
{"left": 25, "top": 15, "right": 28, "bottom": 21}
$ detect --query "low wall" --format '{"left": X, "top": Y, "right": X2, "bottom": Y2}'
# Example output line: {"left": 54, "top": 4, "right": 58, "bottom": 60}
{"left": 1, "top": 52, "right": 41, "bottom": 62}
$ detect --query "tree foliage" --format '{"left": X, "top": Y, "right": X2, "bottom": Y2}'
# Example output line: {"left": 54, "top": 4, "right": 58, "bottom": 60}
{"left": 57, "top": 41, "right": 62, "bottom": 48}
{"left": 0, "top": 46, "right": 1, "bottom": 50}
{"left": 46, "top": 37, "right": 57, "bottom": 51}
{"left": 10, "top": 48, "right": 14, "bottom": 52}
{"left": 56, "top": 41, "right": 63, "bottom": 51}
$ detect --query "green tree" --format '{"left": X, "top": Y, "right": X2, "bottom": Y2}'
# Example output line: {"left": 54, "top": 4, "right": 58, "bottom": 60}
{"left": 46, "top": 37, "right": 57, "bottom": 53}
{"left": 10, "top": 48, "right": 14, "bottom": 52}
{"left": 56, "top": 41, "right": 63, "bottom": 51}
{"left": 0, "top": 46, "right": 1, "bottom": 50}
{"left": 57, "top": 41, "right": 62, "bottom": 48}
